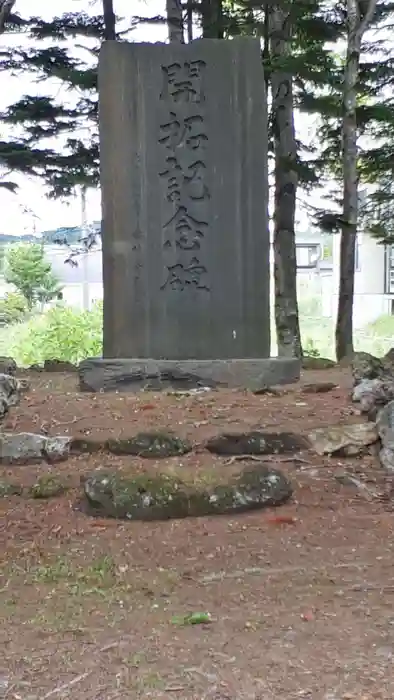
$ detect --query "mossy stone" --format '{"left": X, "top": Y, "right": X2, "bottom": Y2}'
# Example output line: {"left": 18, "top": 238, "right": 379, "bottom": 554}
{"left": 71, "top": 437, "right": 105, "bottom": 454}
{"left": 82, "top": 464, "right": 293, "bottom": 521}
{"left": 106, "top": 431, "right": 192, "bottom": 458}
{"left": 84, "top": 470, "right": 191, "bottom": 519}
{"left": 302, "top": 357, "right": 336, "bottom": 370}
{"left": 205, "top": 431, "right": 308, "bottom": 456}
{"left": 0, "top": 479, "right": 22, "bottom": 497}
{"left": 29, "top": 475, "right": 66, "bottom": 499}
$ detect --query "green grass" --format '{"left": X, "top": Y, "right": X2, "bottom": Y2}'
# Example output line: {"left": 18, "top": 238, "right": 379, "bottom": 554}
{"left": 2, "top": 296, "right": 394, "bottom": 366}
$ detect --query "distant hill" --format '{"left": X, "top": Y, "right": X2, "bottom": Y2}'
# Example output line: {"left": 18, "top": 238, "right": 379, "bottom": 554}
{"left": 0, "top": 222, "right": 101, "bottom": 246}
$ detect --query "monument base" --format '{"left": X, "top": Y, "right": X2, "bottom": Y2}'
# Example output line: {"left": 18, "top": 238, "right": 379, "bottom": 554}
{"left": 78, "top": 357, "right": 300, "bottom": 393}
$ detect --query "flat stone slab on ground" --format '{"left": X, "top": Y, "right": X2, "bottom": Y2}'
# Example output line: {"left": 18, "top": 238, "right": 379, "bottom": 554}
{"left": 0, "top": 432, "right": 71, "bottom": 464}
{"left": 81, "top": 464, "right": 293, "bottom": 520}
{"left": 78, "top": 357, "right": 300, "bottom": 392}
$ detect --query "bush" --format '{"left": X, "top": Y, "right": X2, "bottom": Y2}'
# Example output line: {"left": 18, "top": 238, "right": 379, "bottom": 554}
{"left": 9, "top": 302, "right": 103, "bottom": 366}
{"left": 4, "top": 243, "right": 62, "bottom": 309}
{"left": 0, "top": 292, "right": 28, "bottom": 325}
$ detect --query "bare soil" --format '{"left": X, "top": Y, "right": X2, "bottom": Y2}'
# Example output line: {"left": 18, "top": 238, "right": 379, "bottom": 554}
{"left": 1, "top": 368, "right": 394, "bottom": 699}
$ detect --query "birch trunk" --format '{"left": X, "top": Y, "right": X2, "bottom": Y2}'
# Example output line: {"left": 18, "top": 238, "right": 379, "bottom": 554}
{"left": 269, "top": 2, "right": 302, "bottom": 358}
{"left": 336, "top": 0, "right": 377, "bottom": 360}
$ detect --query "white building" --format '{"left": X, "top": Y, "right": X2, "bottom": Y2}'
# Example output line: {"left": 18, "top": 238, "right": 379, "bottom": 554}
{"left": 326, "top": 232, "right": 393, "bottom": 328}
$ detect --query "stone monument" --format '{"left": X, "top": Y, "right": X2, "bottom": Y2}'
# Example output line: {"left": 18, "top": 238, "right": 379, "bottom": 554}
{"left": 79, "top": 37, "right": 300, "bottom": 392}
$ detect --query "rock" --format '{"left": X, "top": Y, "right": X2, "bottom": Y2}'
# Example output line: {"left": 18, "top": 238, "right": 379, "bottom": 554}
{"left": 351, "top": 377, "right": 394, "bottom": 414}
{"left": 205, "top": 431, "right": 308, "bottom": 455}
{"left": 79, "top": 360, "right": 221, "bottom": 392}
{"left": 106, "top": 432, "right": 192, "bottom": 458}
{"left": 71, "top": 437, "right": 105, "bottom": 453}
{"left": 302, "top": 382, "right": 337, "bottom": 394}
{"left": 0, "top": 357, "right": 17, "bottom": 375}
{"left": 78, "top": 357, "right": 300, "bottom": 392}
{"left": 382, "top": 348, "right": 394, "bottom": 373}
{"left": 44, "top": 436, "right": 72, "bottom": 462}
{"left": 82, "top": 464, "right": 292, "bottom": 520}
{"left": 0, "top": 432, "right": 71, "bottom": 464}
{"left": 83, "top": 471, "right": 192, "bottom": 519}
{"left": 308, "top": 423, "right": 378, "bottom": 456}
{"left": 351, "top": 351, "right": 386, "bottom": 385}
{"left": 208, "top": 466, "right": 293, "bottom": 514}
{"left": 301, "top": 357, "right": 336, "bottom": 370}
{"left": 376, "top": 401, "right": 394, "bottom": 446}
{"left": 0, "top": 373, "right": 23, "bottom": 420}
{"left": 0, "top": 479, "right": 22, "bottom": 497}
{"left": 43, "top": 359, "right": 77, "bottom": 372}
{"left": 376, "top": 400, "right": 394, "bottom": 471}
{"left": 29, "top": 475, "right": 66, "bottom": 498}
{"left": 252, "top": 386, "right": 283, "bottom": 396}
{"left": 379, "top": 446, "right": 394, "bottom": 472}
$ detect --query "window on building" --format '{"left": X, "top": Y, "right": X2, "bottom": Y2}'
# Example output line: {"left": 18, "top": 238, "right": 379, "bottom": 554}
{"left": 385, "top": 245, "right": 394, "bottom": 295}
{"left": 354, "top": 238, "right": 361, "bottom": 272}
{"left": 296, "top": 244, "right": 320, "bottom": 268}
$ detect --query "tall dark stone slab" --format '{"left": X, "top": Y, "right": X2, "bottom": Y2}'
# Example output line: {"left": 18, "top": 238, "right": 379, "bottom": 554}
{"left": 92, "top": 38, "right": 300, "bottom": 391}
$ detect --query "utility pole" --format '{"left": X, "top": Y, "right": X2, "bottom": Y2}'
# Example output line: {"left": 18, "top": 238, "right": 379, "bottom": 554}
{"left": 81, "top": 186, "right": 90, "bottom": 311}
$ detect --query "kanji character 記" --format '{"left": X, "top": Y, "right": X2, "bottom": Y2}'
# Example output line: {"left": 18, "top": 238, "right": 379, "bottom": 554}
{"left": 163, "top": 205, "right": 208, "bottom": 251}
{"left": 160, "top": 257, "right": 210, "bottom": 291}
{"left": 159, "top": 157, "right": 210, "bottom": 203}
{"left": 159, "top": 156, "right": 182, "bottom": 203}
{"left": 160, "top": 60, "right": 206, "bottom": 103}
{"left": 184, "top": 160, "right": 210, "bottom": 201}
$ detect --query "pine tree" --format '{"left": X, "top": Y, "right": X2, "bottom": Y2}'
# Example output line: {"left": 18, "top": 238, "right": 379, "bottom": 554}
{"left": 301, "top": 0, "right": 394, "bottom": 359}
{"left": 0, "top": 7, "right": 133, "bottom": 197}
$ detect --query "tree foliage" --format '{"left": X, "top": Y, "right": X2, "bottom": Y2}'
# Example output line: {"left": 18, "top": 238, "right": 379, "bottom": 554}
{"left": 2, "top": 0, "right": 394, "bottom": 357}
{"left": 4, "top": 243, "right": 62, "bottom": 308}
{"left": 0, "top": 7, "right": 134, "bottom": 196}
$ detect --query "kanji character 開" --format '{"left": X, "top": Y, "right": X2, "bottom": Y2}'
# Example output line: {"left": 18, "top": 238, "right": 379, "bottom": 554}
{"left": 160, "top": 60, "right": 206, "bottom": 103}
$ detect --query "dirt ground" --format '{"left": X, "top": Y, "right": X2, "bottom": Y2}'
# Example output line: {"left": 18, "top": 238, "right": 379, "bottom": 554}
{"left": 1, "top": 367, "right": 394, "bottom": 700}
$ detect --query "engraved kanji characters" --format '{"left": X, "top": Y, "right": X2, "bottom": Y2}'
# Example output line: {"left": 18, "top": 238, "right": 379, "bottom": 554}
{"left": 158, "top": 113, "right": 207, "bottom": 151}
{"left": 163, "top": 205, "right": 207, "bottom": 250}
{"left": 160, "top": 60, "right": 206, "bottom": 103}
{"left": 158, "top": 59, "right": 210, "bottom": 291}
{"left": 160, "top": 257, "right": 210, "bottom": 291}
{"left": 159, "top": 157, "right": 210, "bottom": 203}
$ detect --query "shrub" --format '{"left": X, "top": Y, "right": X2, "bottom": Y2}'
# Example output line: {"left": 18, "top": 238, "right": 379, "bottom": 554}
{"left": 4, "top": 243, "right": 62, "bottom": 309}
{"left": 9, "top": 302, "right": 103, "bottom": 366}
{"left": 0, "top": 292, "right": 28, "bottom": 325}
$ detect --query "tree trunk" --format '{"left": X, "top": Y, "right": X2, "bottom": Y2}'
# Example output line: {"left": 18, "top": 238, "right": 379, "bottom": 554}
{"left": 269, "top": 3, "right": 302, "bottom": 358}
{"left": 102, "top": 0, "right": 116, "bottom": 40}
{"left": 201, "top": 0, "right": 223, "bottom": 38}
{"left": 186, "top": 0, "right": 193, "bottom": 42}
{"left": 0, "top": 0, "right": 15, "bottom": 33}
{"left": 335, "top": 0, "right": 377, "bottom": 361}
{"left": 166, "top": 0, "right": 185, "bottom": 43}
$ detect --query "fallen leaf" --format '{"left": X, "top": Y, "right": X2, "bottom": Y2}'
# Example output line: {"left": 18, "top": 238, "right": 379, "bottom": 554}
{"left": 171, "top": 611, "right": 212, "bottom": 626}
{"left": 301, "top": 610, "right": 315, "bottom": 622}
{"left": 266, "top": 515, "right": 297, "bottom": 526}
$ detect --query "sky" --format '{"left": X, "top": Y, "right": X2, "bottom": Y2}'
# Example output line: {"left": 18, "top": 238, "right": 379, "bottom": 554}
{"left": 0, "top": 1, "right": 384, "bottom": 238}
{"left": 0, "top": 0, "right": 168, "bottom": 236}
